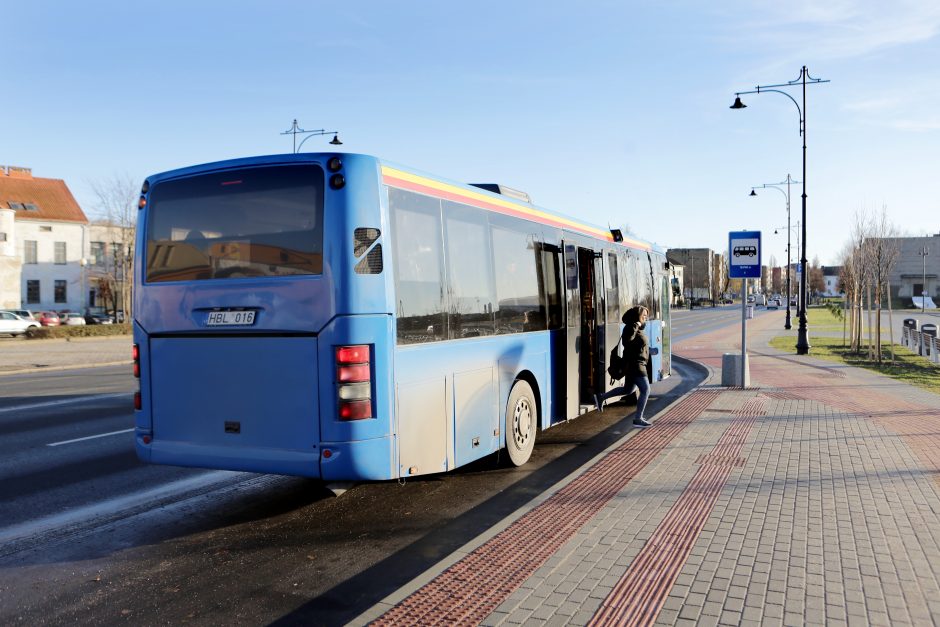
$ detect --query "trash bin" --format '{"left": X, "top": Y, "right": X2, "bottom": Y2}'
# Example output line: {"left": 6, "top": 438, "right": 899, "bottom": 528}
{"left": 903, "top": 318, "right": 919, "bottom": 331}
{"left": 922, "top": 324, "right": 938, "bottom": 358}
{"left": 746, "top": 305, "right": 754, "bottom": 319}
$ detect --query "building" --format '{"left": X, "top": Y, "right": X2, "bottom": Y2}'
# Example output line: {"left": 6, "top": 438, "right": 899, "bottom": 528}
{"left": 0, "top": 164, "right": 137, "bottom": 315}
{"left": 821, "top": 265, "right": 842, "bottom": 297}
{"left": 0, "top": 165, "right": 89, "bottom": 312}
{"left": 874, "top": 234, "right": 940, "bottom": 305}
{"left": 666, "top": 248, "right": 715, "bottom": 301}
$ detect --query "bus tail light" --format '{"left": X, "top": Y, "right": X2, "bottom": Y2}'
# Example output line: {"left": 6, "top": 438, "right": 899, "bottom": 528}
{"left": 133, "top": 344, "right": 142, "bottom": 412}
{"left": 336, "top": 345, "right": 373, "bottom": 420}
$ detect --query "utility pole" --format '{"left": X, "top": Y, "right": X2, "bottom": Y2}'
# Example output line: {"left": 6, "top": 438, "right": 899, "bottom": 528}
{"left": 920, "top": 245, "right": 930, "bottom": 312}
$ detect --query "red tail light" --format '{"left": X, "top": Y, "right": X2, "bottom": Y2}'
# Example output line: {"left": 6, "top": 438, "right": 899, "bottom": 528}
{"left": 339, "top": 400, "right": 373, "bottom": 420}
{"left": 134, "top": 391, "right": 142, "bottom": 410}
{"left": 133, "top": 344, "right": 141, "bottom": 410}
{"left": 337, "top": 364, "right": 370, "bottom": 383}
{"left": 336, "top": 345, "right": 369, "bottom": 364}
{"left": 336, "top": 345, "right": 373, "bottom": 420}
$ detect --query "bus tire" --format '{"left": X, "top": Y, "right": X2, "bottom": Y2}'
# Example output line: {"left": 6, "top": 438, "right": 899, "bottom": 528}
{"left": 505, "top": 380, "right": 537, "bottom": 466}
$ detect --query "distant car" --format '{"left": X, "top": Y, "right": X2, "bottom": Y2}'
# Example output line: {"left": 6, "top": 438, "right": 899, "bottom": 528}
{"left": 746, "top": 296, "right": 755, "bottom": 304}
{"left": 0, "top": 311, "right": 41, "bottom": 337}
{"left": 37, "top": 311, "right": 60, "bottom": 326}
{"left": 7, "top": 309, "right": 36, "bottom": 320}
{"left": 62, "top": 312, "right": 87, "bottom": 326}
{"left": 767, "top": 299, "right": 780, "bottom": 310}
{"left": 85, "top": 312, "right": 114, "bottom": 325}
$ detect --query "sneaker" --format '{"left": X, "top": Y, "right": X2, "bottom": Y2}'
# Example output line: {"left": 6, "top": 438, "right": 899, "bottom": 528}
{"left": 633, "top": 418, "right": 652, "bottom": 428}
{"left": 593, "top": 394, "right": 603, "bottom": 412}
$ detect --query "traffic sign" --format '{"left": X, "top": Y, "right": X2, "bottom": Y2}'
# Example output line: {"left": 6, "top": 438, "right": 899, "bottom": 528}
{"left": 729, "top": 231, "right": 761, "bottom": 279}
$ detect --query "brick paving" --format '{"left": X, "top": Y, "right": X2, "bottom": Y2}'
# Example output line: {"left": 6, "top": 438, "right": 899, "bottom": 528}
{"left": 356, "top": 310, "right": 940, "bottom": 626}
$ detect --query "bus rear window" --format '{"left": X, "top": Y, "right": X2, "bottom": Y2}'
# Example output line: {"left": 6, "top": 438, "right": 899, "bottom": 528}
{"left": 145, "top": 165, "right": 324, "bottom": 282}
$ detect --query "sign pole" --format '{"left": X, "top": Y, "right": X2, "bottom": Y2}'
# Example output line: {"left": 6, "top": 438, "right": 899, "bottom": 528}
{"left": 741, "top": 278, "right": 747, "bottom": 388}
{"left": 729, "top": 230, "right": 762, "bottom": 390}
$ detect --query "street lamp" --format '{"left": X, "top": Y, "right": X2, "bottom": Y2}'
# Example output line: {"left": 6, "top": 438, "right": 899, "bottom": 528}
{"left": 750, "top": 175, "right": 800, "bottom": 329}
{"left": 919, "top": 245, "right": 930, "bottom": 312}
{"left": 731, "top": 66, "right": 830, "bottom": 355}
{"left": 281, "top": 119, "right": 342, "bottom": 153}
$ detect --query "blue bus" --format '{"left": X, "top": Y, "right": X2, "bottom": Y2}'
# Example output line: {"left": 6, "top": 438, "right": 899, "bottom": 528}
{"left": 132, "top": 153, "right": 671, "bottom": 481}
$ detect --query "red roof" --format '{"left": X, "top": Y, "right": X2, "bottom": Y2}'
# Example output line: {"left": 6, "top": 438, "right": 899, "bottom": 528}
{"left": 0, "top": 166, "right": 88, "bottom": 224}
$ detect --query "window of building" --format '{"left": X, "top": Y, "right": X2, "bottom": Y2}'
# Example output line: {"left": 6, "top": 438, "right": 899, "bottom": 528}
{"left": 24, "top": 240, "right": 37, "bottom": 264}
{"left": 90, "top": 241, "right": 106, "bottom": 266}
{"left": 0, "top": 232, "right": 7, "bottom": 242}
{"left": 23, "top": 202, "right": 39, "bottom": 211}
{"left": 26, "top": 280, "right": 40, "bottom": 304}
{"left": 55, "top": 241, "right": 67, "bottom": 264}
{"left": 40, "top": 226, "right": 53, "bottom": 232}
{"left": 54, "top": 280, "right": 67, "bottom": 303}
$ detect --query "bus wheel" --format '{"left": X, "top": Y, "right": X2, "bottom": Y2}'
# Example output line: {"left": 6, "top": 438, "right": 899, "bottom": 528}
{"left": 506, "top": 380, "right": 537, "bottom": 466}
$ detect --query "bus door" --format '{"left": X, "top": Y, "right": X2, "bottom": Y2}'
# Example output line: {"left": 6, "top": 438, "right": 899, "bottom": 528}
{"left": 577, "top": 246, "right": 602, "bottom": 412}
{"left": 562, "top": 243, "right": 580, "bottom": 418}
{"left": 603, "top": 251, "right": 621, "bottom": 395}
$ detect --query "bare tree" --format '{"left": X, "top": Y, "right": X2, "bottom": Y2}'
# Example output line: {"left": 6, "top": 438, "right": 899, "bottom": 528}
{"left": 866, "top": 207, "right": 900, "bottom": 363}
{"left": 89, "top": 173, "right": 139, "bottom": 320}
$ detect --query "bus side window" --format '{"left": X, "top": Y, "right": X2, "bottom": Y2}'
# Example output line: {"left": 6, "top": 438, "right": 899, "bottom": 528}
{"left": 491, "top": 224, "right": 540, "bottom": 335}
{"left": 443, "top": 202, "right": 496, "bottom": 339}
{"left": 606, "top": 252, "right": 619, "bottom": 322}
{"left": 389, "top": 189, "right": 447, "bottom": 344}
{"left": 538, "top": 244, "right": 563, "bottom": 330}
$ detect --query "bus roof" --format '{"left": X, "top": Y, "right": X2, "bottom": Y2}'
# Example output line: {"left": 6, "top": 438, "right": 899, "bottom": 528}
{"left": 143, "top": 153, "right": 661, "bottom": 254}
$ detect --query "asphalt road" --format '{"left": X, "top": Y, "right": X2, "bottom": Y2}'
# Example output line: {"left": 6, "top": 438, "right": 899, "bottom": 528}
{"left": 1, "top": 315, "right": 721, "bottom": 625}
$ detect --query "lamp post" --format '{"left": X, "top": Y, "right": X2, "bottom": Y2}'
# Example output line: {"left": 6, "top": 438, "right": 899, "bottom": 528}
{"left": 750, "top": 174, "right": 799, "bottom": 329}
{"left": 731, "top": 66, "right": 829, "bottom": 355}
{"left": 281, "top": 119, "right": 342, "bottom": 153}
{"left": 919, "top": 245, "right": 930, "bottom": 312}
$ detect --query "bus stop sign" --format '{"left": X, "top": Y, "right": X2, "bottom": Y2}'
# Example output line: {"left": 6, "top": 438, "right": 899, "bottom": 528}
{"left": 729, "top": 231, "right": 761, "bottom": 279}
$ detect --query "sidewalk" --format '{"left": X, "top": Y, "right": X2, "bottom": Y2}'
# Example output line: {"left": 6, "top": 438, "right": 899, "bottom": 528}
{"left": 354, "top": 311, "right": 940, "bottom": 626}
{"left": 0, "top": 335, "right": 132, "bottom": 375}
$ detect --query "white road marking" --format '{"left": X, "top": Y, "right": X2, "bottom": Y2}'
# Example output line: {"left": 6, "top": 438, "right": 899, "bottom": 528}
{"left": 0, "top": 392, "right": 131, "bottom": 415}
{"left": 47, "top": 428, "right": 135, "bottom": 447}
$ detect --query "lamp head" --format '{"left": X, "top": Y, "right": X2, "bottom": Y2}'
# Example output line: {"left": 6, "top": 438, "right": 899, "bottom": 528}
{"left": 330, "top": 133, "right": 343, "bottom": 145}
{"left": 749, "top": 189, "right": 757, "bottom": 197}
{"left": 730, "top": 96, "right": 747, "bottom": 109}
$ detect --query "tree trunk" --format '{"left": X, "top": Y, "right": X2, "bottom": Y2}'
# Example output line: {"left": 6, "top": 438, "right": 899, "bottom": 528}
{"left": 886, "top": 280, "right": 895, "bottom": 363}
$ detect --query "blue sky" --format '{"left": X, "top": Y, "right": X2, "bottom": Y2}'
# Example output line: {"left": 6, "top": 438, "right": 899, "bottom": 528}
{"left": 4, "top": 1, "right": 939, "bottom": 266}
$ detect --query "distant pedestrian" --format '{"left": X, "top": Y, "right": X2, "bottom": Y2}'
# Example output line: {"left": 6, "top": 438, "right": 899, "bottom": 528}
{"left": 594, "top": 305, "right": 652, "bottom": 428}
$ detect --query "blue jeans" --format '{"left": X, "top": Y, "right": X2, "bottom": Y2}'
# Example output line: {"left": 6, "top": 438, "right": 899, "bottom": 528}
{"left": 597, "top": 374, "right": 650, "bottom": 421}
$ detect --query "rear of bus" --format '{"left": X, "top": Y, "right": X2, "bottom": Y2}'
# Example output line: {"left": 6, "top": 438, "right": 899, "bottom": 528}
{"left": 133, "top": 153, "right": 396, "bottom": 480}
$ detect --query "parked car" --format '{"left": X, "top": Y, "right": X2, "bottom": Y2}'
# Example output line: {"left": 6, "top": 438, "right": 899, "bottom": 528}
{"left": 37, "top": 311, "right": 60, "bottom": 326}
{"left": 0, "top": 311, "right": 41, "bottom": 337}
{"left": 7, "top": 309, "right": 36, "bottom": 320}
{"left": 85, "top": 312, "right": 115, "bottom": 325}
{"left": 62, "top": 312, "right": 87, "bottom": 326}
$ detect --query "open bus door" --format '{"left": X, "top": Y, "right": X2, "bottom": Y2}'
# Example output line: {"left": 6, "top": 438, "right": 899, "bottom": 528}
{"left": 562, "top": 242, "right": 606, "bottom": 418}
{"left": 562, "top": 243, "right": 580, "bottom": 419}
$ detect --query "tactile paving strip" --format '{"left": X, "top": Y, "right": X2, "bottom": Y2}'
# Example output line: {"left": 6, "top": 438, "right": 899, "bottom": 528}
{"left": 588, "top": 395, "right": 765, "bottom": 627}
{"left": 370, "top": 390, "right": 721, "bottom": 626}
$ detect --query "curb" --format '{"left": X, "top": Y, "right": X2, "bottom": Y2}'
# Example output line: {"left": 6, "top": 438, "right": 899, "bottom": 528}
{"left": 0, "top": 360, "right": 132, "bottom": 376}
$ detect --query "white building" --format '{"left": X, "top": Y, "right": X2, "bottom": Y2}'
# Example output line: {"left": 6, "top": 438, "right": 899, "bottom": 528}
{"left": 0, "top": 165, "right": 89, "bottom": 312}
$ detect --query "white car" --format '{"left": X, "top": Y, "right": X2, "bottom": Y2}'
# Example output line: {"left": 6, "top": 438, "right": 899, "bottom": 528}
{"left": 61, "top": 312, "right": 87, "bottom": 326}
{"left": 0, "top": 311, "right": 41, "bottom": 337}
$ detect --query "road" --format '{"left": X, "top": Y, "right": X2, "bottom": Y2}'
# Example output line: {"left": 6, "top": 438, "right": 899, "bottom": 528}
{"left": 0, "top": 311, "right": 734, "bottom": 624}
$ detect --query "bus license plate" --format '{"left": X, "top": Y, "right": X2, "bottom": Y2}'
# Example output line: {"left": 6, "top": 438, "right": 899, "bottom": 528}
{"left": 206, "top": 310, "right": 256, "bottom": 327}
